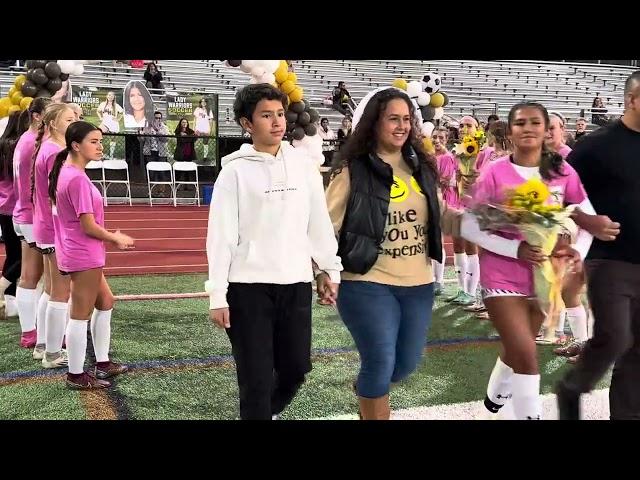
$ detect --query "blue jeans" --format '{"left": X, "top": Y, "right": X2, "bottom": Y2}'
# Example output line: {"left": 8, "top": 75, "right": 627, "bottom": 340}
{"left": 337, "top": 281, "right": 434, "bottom": 398}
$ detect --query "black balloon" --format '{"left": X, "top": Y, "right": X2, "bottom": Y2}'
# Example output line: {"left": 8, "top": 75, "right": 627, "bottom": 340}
{"left": 21, "top": 80, "right": 38, "bottom": 97}
{"left": 285, "top": 110, "right": 298, "bottom": 123}
{"left": 290, "top": 102, "right": 305, "bottom": 114}
{"left": 36, "top": 89, "right": 52, "bottom": 98}
{"left": 309, "top": 109, "right": 319, "bottom": 123}
{"left": 32, "top": 60, "right": 47, "bottom": 69}
{"left": 25, "top": 60, "right": 36, "bottom": 69}
{"left": 26, "top": 69, "right": 36, "bottom": 81}
{"left": 44, "top": 61, "right": 61, "bottom": 79}
{"left": 304, "top": 124, "right": 317, "bottom": 136}
{"left": 32, "top": 68, "right": 48, "bottom": 86}
{"left": 420, "top": 105, "right": 436, "bottom": 121}
{"left": 292, "top": 126, "right": 305, "bottom": 140}
{"left": 46, "top": 78, "right": 62, "bottom": 94}
{"left": 303, "top": 98, "right": 310, "bottom": 110}
{"left": 228, "top": 60, "right": 242, "bottom": 67}
{"left": 59, "top": 73, "right": 69, "bottom": 81}
{"left": 297, "top": 111, "right": 311, "bottom": 126}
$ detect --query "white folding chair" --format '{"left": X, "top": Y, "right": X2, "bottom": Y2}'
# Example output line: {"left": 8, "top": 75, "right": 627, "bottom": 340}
{"left": 102, "top": 159, "right": 132, "bottom": 206}
{"left": 146, "top": 161, "right": 175, "bottom": 206}
{"left": 172, "top": 161, "right": 200, "bottom": 207}
{"left": 85, "top": 160, "right": 105, "bottom": 200}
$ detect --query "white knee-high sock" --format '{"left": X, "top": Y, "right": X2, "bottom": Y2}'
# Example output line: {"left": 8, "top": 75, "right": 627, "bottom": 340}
{"left": 16, "top": 286, "right": 38, "bottom": 333}
{"left": 556, "top": 308, "right": 567, "bottom": 336}
{"left": 36, "top": 292, "right": 50, "bottom": 345}
{"left": 66, "top": 319, "right": 88, "bottom": 374}
{"left": 511, "top": 373, "right": 542, "bottom": 420}
{"left": 432, "top": 259, "right": 444, "bottom": 284}
{"left": 454, "top": 253, "right": 467, "bottom": 291}
{"left": 566, "top": 305, "right": 588, "bottom": 342}
{"left": 486, "top": 357, "right": 514, "bottom": 410}
{"left": 465, "top": 254, "right": 480, "bottom": 295}
{"left": 90, "top": 309, "right": 112, "bottom": 363}
{"left": 45, "top": 301, "right": 68, "bottom": 354}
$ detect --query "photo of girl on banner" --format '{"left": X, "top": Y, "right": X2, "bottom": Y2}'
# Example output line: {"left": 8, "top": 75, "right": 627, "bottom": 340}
{"left": 123, "top": 80, "right": 155, "bottom": 129}
{"left": 97, "top": 91, "right": 124, "bottom": 133}
{"left": 193, "top": 97, "right": 214, "bottom": 158}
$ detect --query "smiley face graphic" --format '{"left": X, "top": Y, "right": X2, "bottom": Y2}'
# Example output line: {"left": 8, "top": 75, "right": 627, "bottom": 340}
{"left": 390, "top": 175, "right": 409, "bottom": 203}
{"left": 410, "top": 176, "right": 424, "bottom": 196}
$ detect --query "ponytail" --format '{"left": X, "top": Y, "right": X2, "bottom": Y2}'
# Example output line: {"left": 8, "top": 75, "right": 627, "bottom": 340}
{"left": 48, "top": 148, "right": 69, "bottom": 206}
{"left": 539, "top": 145, "right": 565, "bottom": 181}
{"left": 30, "top": 122, "right": 46, "bottom": 203}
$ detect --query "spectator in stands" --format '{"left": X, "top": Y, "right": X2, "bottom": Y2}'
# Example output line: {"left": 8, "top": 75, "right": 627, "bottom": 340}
{"left": 337, "top": 116, "right": 352, "bottom": 142}
{"left": 575, "top": 117, "right": 588, "bottom": 140}
{"left": 193, "top": 98, "right": 214, "bottom": 159}
{"left": 143, "top": 62, "right": 164, "bottom": 91}
{"left": 591, "top": 96, "right": 608, "bottom": 127}
{"left": 318, "top": 118, "right": 336, "bottom": 166}
{"left": 565, "top": 131, "right": 576, "bottom": 149}
{"left": 97, "top": 92, "right": 123, "bottom": 134}
{"left": 174, "top": 118, "right": 196, "bottom": 161}
{"left": 332, "top": 82, "right": 356, "bottom": 116}
{"left": 140, "top": 111, "right": 169, "bottom": 163}
{"left": 123, "top": 81, "right": 154, "bottom": 129}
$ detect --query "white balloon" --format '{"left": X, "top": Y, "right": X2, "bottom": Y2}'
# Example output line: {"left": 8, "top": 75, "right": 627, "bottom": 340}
{"left": 249, "top": 77, "right": 258, "bottom": 84}
{"left": 242, "top": 60, "right": 257, "bottom": 70}
{"left": 433, "top": 107, "right": 444, "bottom": 120}
{"left": 417, "top": 91, "right": 431, "bottom": 106}
{"left": 261, "top": 72, "right": 276, "bottom": 84}
{"left": 421, "top": 122, "right": 435, "bottom": 137}
{"left": 264, "top": 60, "right": 280, "bottom": 73}
{"left": 224, "top": 60, "right": 230, "bottom": 67}
{"left": 72, "top": 64, "right": 84, "bottom": 76}
{"left": 251, "top": 67, "right": 265, "bottom": 78}
{"left": 239, "top": 63, "right": 252, "bottom": 73}
{"left": 58, "top": 60, "right": 74, "bottom": 74}
{"left": 406, "top": 81, "right": 422, "bottom": 98}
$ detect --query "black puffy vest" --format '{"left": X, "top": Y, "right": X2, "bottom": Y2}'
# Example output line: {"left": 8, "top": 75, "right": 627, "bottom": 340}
{"left": 337, "top": 147, "right": 443, "bottom": 275}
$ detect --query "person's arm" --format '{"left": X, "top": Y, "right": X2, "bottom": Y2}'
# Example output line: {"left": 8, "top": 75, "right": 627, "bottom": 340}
{"left": 325, "top": 167, "right": 350, "bottom": 239}
{"left": 204, "top": 169, "right": 239, "bottom": 310}
{"left": 96, "top": 102, "right": 104, "bottom": 121}
{"left": 460, "top": 211, "right": 521, "bottom": 258}
{"left": 79, "top": 214, "right": 133, "bottom": 249}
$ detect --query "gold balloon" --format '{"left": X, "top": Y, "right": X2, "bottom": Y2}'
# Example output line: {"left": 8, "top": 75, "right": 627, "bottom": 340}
{"left": 430, "top": 92, "right": 445, "bottom": 108}
{"left": 286, "top": 72, "right": 297, "bottom": 84}
{"left": 14, "top": 74, "right": 27, "bottom": 89}
{"left": 280, "top": 80, "right": 296, "bottom": 95}
{"left": 10, "top": 91, "right": 24, "bottom": 105}
{"left": 20, "top": 96, "right": 33, "bottom": 110}
{"left": 392, "top": 78, "right": 408, "bottom": 91}
{"left": 274, "top": 66, "right": 289, "bottom": 84}
{"left": 289, "top": 87, "right": 303, "bottom": 103}
{"left": 8, "top": 104, "right": 21, "bottom": 114}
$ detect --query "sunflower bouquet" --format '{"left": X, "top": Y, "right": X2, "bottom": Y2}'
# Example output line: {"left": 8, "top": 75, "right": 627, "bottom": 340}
{"left": 454, "top": 129, "right": 486, "bottom": 197}
{"left": 471, "top": 178, "right": 576, "bottom": 337}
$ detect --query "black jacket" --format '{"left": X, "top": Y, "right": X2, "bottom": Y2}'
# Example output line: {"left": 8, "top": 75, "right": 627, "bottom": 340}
{"left": 338, "top": 147, "right": 442, "bottom": 274}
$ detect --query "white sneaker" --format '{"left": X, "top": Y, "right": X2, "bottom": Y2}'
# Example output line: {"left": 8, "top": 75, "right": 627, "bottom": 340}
{"left": 42, "top": 350, "right": 68, "bottom": 369}
{"left": 271, "top": 414, "right": 279, "bottom": 420}
{"left": 32, "top": 345, "right": 46, "bottom": 360}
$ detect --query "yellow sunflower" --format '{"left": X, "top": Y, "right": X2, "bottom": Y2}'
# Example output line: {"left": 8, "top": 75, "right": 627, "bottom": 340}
{"left": 474, "top": 130, "right": 485, "bottom": 139}
{"left": 462, "top": 135, "right": 474, "bottom": 144}
{"left": 463, "top": 140, "right": 479, "bottom": 156}
{"left": 513, "top": 178, "right": 550, "bottom": 205}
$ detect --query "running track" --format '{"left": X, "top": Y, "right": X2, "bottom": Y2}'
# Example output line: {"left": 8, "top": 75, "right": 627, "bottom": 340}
{"left": 0, "top": 206, "right": 455, "bottom": 276}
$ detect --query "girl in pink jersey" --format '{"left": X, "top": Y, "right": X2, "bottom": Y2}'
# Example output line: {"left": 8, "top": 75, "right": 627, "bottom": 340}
{"left": 12, "top": 97, "right": 51, "bottom": 348}
{"left": 49, "top": 121, "right": 134, "bottom": 389}
{"left": 544, "top": 112, "right": 590, "bottom": 358}
{"left": 431, "top": 127, "right": 457, "bottom": 295}
{"left": 446, "top": 115, "right": 481, "bottom": 306}
{"left": 30, "top": 104, "right": 76, "bottom": 367}
{"left": 0, "top": 111, "right": 28, "bottom": 319}
{"left": 461, "top": 102, "right": 595, "bottom": 419}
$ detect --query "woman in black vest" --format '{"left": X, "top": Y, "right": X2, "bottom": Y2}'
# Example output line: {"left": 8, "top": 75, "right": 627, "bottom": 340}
{"left": 326, "top": 88, "right": 455, "bottom": 419}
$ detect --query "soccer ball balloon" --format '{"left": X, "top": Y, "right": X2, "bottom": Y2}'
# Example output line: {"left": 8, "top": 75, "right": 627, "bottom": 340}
{"left": 421, "top": 72, "right": 441, "bottom": 94}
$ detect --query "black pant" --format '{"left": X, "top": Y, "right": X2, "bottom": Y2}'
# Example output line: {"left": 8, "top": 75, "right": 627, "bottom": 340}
{"left": 561, "top": 259, "right": 640, "bottom": 419}
{"left": 0, "top": 214, "right": 20, "bottom": 297}
{"left": 226, "top": 282, "right": 312, "bottom": 420}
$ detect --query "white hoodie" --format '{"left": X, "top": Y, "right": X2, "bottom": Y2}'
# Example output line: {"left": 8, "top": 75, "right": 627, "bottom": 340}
{"left": 205, "top": 141, "right": 343, "bottom": 309}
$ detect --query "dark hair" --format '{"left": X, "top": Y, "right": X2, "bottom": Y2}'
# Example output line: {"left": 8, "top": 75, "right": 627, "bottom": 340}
{"left": 320, "top": 117, "right": 329, "bottom": 123}
{"left": 488, "top": 120, "right": 510, "bottom": 152}
{"left": 592, "top": 96, "right": 604, "bottom": 108}
{"left": 146, "top": 62, "right": 157, "bottom": 72}
{"left": 330, "top": 88, "right": 437, "bottom": 179}
{"left": 507, "top": 102, "right": 564, "bottom": 181}
{"left": 487, "top": 114, "right": 499, "bottom": 123}
{"left": 174, "top": 117, "right": 194, "bottom": 136}
{"left": 0, "top": 111, "right": 23, "bottom": 180}
{"left": 49, "top": 121, "right": 101, "bottom": 205}
{"left": 233, "top": 83, "right": 288, "bottom": 127}
{"left": 624, "top": 70, "right": 640, "bottom": 96}
{"left": 123, "top": 80, "right": 155, "bottom": 125}
{"left": 154, "top": 111, "right": 163, "bottom": 118}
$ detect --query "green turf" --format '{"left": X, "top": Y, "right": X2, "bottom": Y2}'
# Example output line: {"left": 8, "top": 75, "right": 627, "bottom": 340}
{"left": 0, "top": 271, "right": 613, "bottom": 420}
{"left": 0, "top": 382, "right": 86, "bottom": 420}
